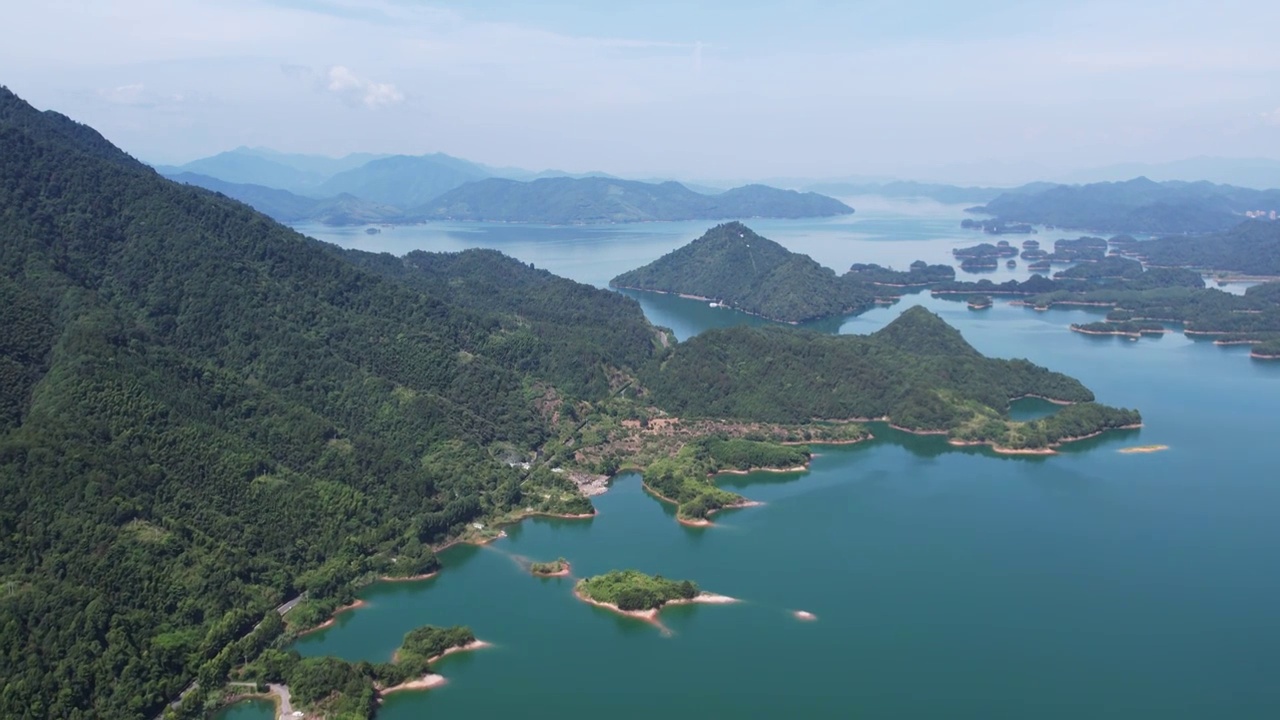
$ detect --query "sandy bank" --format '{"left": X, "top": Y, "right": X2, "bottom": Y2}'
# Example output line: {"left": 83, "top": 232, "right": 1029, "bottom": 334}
{"left": 574, "top": 587, "right": 738, "bottom": 624}
{"left": 641, "top": 481, "right": 763, "bottom": 528}
{"left": 793, "top": 610, "right": 817, "bottom": 621}
{"left": 1118, "top": 444, "right": 1169, "bottom": 454}
{"left": 714, "top": 464, "right": 809, "bottom": 476}
{"left": 380, "top": 673, "right": 447, "bottom": 696}
{"left": 573, "top": 587, "right": 660, "bottom": 623}
{"left": 1251, "top": 351, "right": 1280, "bottom": 360}
{"left": 297, "top": 599, "right": 366, "bottom": 637}
{"left": 428, "top": 639, "right": 492, "bottom": 664}
{"left": 379, "top": 571, "right": 439, "bottom": 583}
{"left": 946, "top": 423, "right": 1143, "bottom": 455}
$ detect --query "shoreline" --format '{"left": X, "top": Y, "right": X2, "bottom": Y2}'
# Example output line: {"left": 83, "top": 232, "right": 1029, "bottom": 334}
{"left": 380, "top": 673, "right": 447, "bottom": 697}
{"left": 573, "top": 587, "right": 738, "bottom": 624}
{"left": 641, "top": 481, "right": 763, "bottom": 527}
{"left": 947, "top": 423, "right": 1143, "bottom": 455}
{"left": 378, "top": 570, "right": 439, "bottom": 583}
{"left": 1118, "top": 444, "right": 1169, "bottom": 454}
{"left": 713, "top": 464, "right": 810, "bottom": 476}
{"left": 1251, "top": 351, "right": 1280, "bottom": 360}
{"left": 296, "top": 598, "right": 367, "bottom": 637}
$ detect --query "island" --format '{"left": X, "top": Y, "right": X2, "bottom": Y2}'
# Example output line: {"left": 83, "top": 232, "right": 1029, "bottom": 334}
{"left": 1118, "top": 445, "right": 1169, "bottom": 454}
{"left": 1070, "top": 320, "right": 1166, "bottom": 338}
{"left": 847, "top": 260, "right": 955, "bottom": 286}
{"left": 968, "top": 295, "right": 993, "bottom": 310}
{"left": 610, "top": 221, "right": 881, "bottom": 323}
{"left": 574, "top": 570, "right": 735, "bottom": 621}
{"left": 530, "top": 558, "right": 571, "bottom": 576}
{"left": 411, "top": 177, "right": 854, "bottom": 223}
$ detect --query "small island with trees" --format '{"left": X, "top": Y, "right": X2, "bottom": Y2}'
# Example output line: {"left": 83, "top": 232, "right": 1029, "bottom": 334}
{"left": 574, "top": 570, "right": 736, "bottom": 621}
{"left": 968, "top": 295, "right": 993, "bottom": 310}
{"left": 530, "top": 558, "right": 571, "bottom": 577}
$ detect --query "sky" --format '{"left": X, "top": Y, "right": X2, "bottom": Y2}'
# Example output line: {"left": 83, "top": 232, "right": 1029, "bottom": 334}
{"left": 3, "top": 0, "right": 1279, "bottom": 184}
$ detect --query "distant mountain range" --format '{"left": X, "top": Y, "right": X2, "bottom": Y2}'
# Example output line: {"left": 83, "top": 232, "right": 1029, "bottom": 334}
{"left": 416, "top": 178, "right": 853, "bottom": 224}
{"left": 1059, "top": 157, "right": 1280, "bottom": 190}
{"left": 157, "top": 147, "right": 853, "bottom": 225}
{"left": 970, "top": 177, "right": 1280, "bottom": 234}
{"left": 167, "top": 172, "right": 404, "bottom": 225}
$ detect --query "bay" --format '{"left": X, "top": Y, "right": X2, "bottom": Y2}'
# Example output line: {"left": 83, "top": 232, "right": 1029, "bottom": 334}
{"left": 278, "top": 200, "right": 1280, "bottom": 719}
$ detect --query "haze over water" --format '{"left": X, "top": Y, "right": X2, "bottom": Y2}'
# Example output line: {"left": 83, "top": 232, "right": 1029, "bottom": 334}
{"left": 246, "top": 202, "right": 1280, "bottom": 718}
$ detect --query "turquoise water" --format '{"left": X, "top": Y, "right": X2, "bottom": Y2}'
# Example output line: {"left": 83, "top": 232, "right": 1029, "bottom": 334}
{"left": 275, "top": 205, "right": 1280, "bottom": 718}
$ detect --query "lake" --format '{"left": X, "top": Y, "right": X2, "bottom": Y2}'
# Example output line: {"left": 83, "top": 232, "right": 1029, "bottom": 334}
{"left": 224, "top": 200, "right": 1280, "bottom": 718}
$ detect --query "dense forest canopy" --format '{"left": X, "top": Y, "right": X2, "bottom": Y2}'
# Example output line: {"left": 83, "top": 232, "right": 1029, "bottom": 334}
{"left": 1124, "top": 220, "right": 1280, "bottom": 275}
{"left": 0, "top": 85, "right": 663, "bottom": 719}
{"left": 610, "top": 222, "right": 879, "bottom": 323}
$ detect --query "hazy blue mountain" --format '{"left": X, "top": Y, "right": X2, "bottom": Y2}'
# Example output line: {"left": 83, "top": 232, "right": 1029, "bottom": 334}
{"left": 168, "top": 149, "right": 327, "bottom": 191}
{"left": 317, "top": 153, "right": 492, "bottom": 208}
{"left": 971, "top": 177, "right": 1280, "bottom": 233}
{"left": 233, "top": 146, "right": 391, "bottom": 178}
{"left": 1061, "top": 156, "right": 1280, "bottom": 190}
{"left": 168, "top": 172, "right": 403, "bottom": 225}
{"left": 413, "top": 177, "right": 854, "bottom": 223}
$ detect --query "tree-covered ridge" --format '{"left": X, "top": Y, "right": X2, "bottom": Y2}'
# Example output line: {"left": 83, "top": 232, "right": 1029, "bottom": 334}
{"left": 576, "top": 570, "right": 699, "bottom": 611}
{"left": 611, "top": 222, "right": 879, "bottom": 323}
{"left": 168, "top": 172, "right": 405, "bottom": 226}
{"left": 847, "top": 261, "right": 955, "bottom": 286}
{"left": 641, "top": 306, "right": 1135, "bottom": 450}
{"left": 0, "top": 86, "right": 656, "bottom": 720}
{"left": 340, "top": 247, "right": 660, "bottom": 399}
{"left": 414, "top": 177, "right": 853, "bottom": 224}
{"left": 969, "top": 177, "right": 1280, "bottom": 233}
{"left": 1013, "top": 282, "right": 1280, "bottom": 353}
{"left": 1120, "top": 219, "right": 1280, "bottom": 275}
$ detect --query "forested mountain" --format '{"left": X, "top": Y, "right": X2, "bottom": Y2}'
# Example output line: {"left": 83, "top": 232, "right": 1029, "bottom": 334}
{"left": 1123, "top": 219, "right": 1280, "bottom": 274}
{"left": 971, "top": 177, "right": 1280, "bottom": 233}
{"left": 0, "top": 86, "right": 1140, "bottom": 719}
{"left": 167, "top": 172, "right": 404, "bottom": 225}
{"left": 610, "top": 222, "right": 877, "bottom": 322}
{"left": 641, "top": 306, "right": 1139, "bottom": 448}
{"left": 0, "top": 86, "right": 658, "bottom": 719}
{"left": 156, "top": 149, "right": 326, "bottom": 192}
{"left": 414, "top": 177, "right": 853, "bottom": 223}
{"left": 317, "top": 153, "right": 492, "bottom": 209}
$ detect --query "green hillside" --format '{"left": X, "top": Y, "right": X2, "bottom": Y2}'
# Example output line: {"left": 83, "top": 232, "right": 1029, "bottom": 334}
{"left": 610, "top": 222, "right": 877, "bottom": 322}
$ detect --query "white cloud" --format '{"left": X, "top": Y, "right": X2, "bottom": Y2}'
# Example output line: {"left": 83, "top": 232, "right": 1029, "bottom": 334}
{"left": 325, "top": 65, "right": 403, "bottom": 108}
{"left": 1262, "top": 108, "right": 1280, "bottom": 127}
